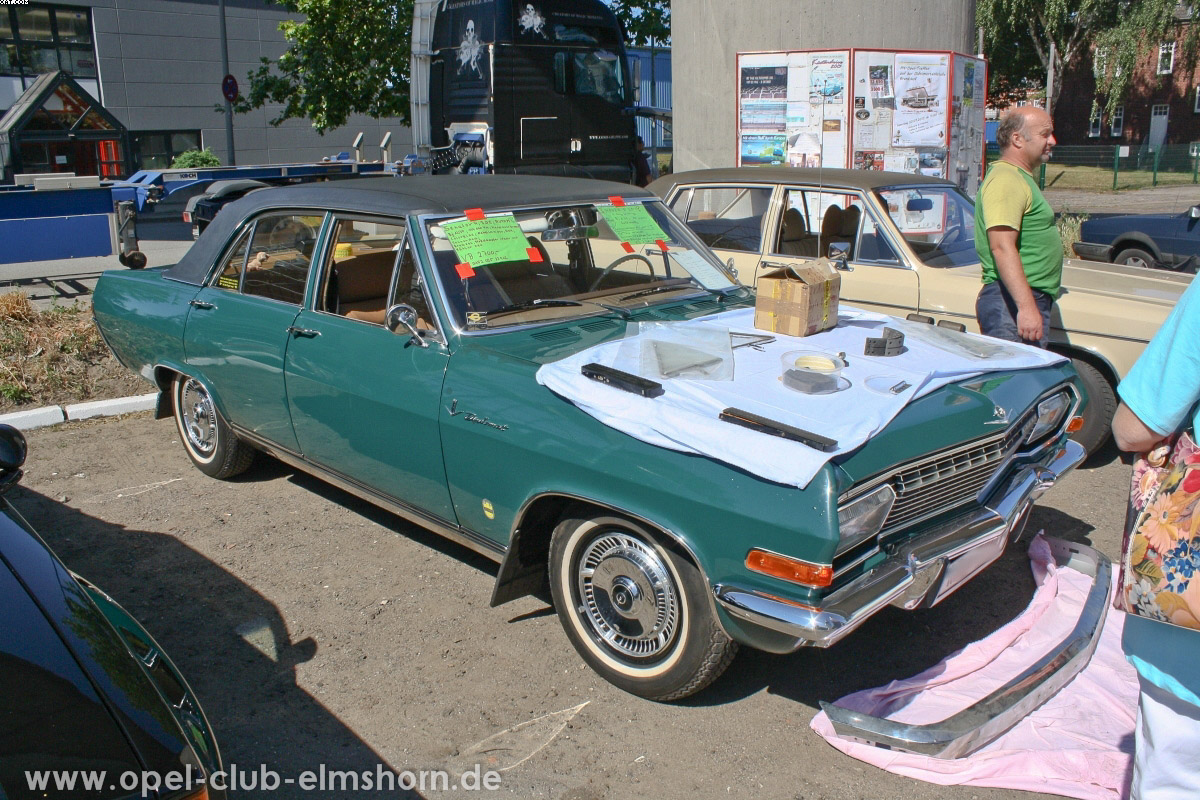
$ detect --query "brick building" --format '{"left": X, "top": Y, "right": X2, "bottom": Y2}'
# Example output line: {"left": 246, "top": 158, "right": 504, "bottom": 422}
{"left": 1054, "top": 11, "right": 1200, "bottom": 147}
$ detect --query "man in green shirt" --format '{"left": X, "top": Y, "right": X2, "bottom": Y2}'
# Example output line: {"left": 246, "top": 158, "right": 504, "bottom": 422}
{"left": 974, "top": 106, "right": 1061, "bottom": 348}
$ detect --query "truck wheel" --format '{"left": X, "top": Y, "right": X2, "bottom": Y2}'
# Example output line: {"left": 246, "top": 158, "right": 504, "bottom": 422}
{"left": 549, "top": 512, "right": 737, "bottom": 701}
{"left": 1114, "top": 247, "right": 1154, "bottom": 270}
{"left": 1068, "top": 358, "right": 1116, "bottom": 456}
{"left": 172, "top": 375, "right": 254, "bottom": 479}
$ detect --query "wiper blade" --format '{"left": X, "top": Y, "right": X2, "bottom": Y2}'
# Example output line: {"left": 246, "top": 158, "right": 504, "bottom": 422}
{"left": 618, "top": 282, "right": 706, "bottom": 302}
{"left": 483, "top": 298, "right": 583, "bottom": 319}
{"left": 585, "top": 301, "right": 632, "bottom": 319}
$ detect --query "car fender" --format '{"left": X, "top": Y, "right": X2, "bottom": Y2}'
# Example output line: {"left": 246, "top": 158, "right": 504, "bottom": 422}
{"left": 1110, "top": 232, "right": 1162, "bottom": 261}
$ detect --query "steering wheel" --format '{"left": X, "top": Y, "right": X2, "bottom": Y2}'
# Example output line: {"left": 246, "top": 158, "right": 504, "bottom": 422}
{"left": 933, "top": 223, "right": 963, "bottom": 250}
{"left": 589, "top": 253, "right": 656, "bottom": 292}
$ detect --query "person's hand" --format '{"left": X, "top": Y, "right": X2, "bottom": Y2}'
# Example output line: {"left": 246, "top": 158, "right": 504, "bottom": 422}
{"left": 1016, "top": 304, "right": 1043, "bottom": 342}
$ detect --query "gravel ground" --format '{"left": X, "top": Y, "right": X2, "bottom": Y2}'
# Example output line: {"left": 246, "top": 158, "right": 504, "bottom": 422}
{"left": 9, "top": 414, "right": 1133, "bottom": 800}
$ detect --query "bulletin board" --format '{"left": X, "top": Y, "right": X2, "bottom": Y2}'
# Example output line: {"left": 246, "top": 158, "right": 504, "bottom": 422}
{"left": 736, "top": 48, "right": 987, "bottom": 194}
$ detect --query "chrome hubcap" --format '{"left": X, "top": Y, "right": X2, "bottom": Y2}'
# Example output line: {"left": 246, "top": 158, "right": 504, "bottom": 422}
{"left": 180, "top": 379, "right": 216, "bottom": 456}
{"left": 576, "top": 533, "right": 680, "bottom": 659}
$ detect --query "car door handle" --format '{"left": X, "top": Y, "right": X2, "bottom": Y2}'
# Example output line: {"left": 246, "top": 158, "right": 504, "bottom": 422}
{"left": 287, "top": 327, "right": 321, "bottom": 338}
{"left": 188, "top": 299, "right": 216, "bottom": 310}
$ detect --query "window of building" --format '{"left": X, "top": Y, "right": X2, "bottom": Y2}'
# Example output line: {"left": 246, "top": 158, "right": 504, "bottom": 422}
{"left": 1111, "top": 106, "right": 1124, "bottom": 137}
{"left": 1194, "top": 87, "right": 1200, "bottom": 114}
{"left": 1, "top": 5, "right": 96, "bottom": 81}
{"left": 1158, "top": 42, "right": 1176, "bottom": 75}
{"left": 132, "top": 130, "right": 203, "bottom": 170}
{"left": 1089, "top": 113, "right": 1102, "bottom": 138}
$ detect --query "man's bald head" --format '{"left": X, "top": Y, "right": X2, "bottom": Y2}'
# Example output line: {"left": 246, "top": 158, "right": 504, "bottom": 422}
{"left": 996, "top": 106, "right": 1051, "bottom": 151}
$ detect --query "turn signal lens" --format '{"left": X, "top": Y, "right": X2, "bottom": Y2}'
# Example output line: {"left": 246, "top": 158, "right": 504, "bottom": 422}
{"left": 1067, "top": 416, "right": 1084, "bottom": 433}
{"left": 746, "top": 549, "right": 834, "bottom": 589}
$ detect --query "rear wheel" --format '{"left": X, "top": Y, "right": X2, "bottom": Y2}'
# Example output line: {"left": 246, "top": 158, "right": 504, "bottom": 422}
{"left": 1113, "top": 247, "right": 1155, "bottom": 270}
{"left": 549, "top": 511, "right": 737, "bottom": 701}
{"left": 1068, "top": 358, "right": 1116, "bottom": 456}
{"left": 172, "top": 375, "right": 254, "bottom": 478}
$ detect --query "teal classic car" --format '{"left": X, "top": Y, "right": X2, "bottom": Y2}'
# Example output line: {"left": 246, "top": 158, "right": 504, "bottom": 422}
{"left": 93, "top": 176, "right": 1092, "bottom": 716}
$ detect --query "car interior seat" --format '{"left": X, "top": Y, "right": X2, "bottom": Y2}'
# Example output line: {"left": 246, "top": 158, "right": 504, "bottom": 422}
{"left": 777, "top": 208, "right": 819, "bottom": 257}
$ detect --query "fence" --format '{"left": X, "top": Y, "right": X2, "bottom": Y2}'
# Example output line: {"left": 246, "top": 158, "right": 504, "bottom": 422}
{"left": 1029, "top": 143, "right": 1200, "bottom": 191}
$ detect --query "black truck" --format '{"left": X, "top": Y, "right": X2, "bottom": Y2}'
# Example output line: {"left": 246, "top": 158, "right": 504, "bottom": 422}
{"left": 412, "top": 0, "right": 639, "bottom": 182}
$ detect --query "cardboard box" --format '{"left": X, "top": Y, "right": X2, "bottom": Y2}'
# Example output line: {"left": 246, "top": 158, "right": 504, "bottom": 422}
{"left": 753, "top": 259, "right": 841, "bottom": 337}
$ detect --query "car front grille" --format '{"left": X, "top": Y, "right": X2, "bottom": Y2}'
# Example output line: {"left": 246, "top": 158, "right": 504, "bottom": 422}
{"left": 880, "top": 423, "right": 1027, "bottom": 533}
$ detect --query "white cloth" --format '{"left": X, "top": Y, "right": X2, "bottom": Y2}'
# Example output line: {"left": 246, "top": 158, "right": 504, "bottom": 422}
{"left": 1131, "top": 675, "right": 1200, "bottom": 800}
{"left": 535, "top": 307, "right": 1066, "bottom": 488}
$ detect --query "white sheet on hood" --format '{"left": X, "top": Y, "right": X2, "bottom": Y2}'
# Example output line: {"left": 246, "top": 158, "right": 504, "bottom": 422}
{"left": 534, "top": 307, "right": 1067, "bottom": 488}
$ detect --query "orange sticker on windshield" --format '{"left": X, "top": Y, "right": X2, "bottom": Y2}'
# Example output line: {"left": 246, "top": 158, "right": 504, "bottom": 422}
{"left": 655, "top": 239, "right": 669, "bottom": 252}
{"left": 621, "top": 242, "right": 634, "bottom": 253}
{"left": 526, "top": 246, "right": 544, "bottom": 263}
{"left": 608, "top": 196, "right": 626, "bottom": 207}
{"left": 455, "top": 262, "right": 476, "bottom": 279}
{"left": 464, "top": 208, "right": 485, "bottom": 221}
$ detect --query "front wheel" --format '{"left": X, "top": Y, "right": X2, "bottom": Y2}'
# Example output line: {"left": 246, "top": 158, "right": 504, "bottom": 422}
{"left": 172, "top": 375, "right": 254, "bottom": 479}
{"left": 548, "top": 512, "right": 737, "bottom": 701}
{"left": 1067, "top": 358, "right": 1116, "bottom": 456}
{"left": 1114, "top": 247, "right": 1155, "bottom": 270}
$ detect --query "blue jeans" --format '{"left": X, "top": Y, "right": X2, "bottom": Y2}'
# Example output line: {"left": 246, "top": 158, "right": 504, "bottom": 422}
{"left": 975, "top": 280, "right": 1053, "bottom": 349}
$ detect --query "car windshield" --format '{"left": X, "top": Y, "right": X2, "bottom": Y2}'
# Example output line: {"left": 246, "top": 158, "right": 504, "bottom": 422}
{"left": 875, "top": 185, "right": 978, "bottom": 268}
{"left": 423, "top": 199, "right": 741, "bottom": 330}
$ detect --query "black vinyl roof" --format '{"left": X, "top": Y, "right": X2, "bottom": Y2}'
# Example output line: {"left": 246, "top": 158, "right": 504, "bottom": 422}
{"left": 164, "top": 174, "right": 653, "bottom": 285}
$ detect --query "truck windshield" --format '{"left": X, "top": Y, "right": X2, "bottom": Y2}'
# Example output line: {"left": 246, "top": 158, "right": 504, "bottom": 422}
{"left": 424, "top": 200, "right": 740, "bottom": 330}
{"left": 875, "top": 186, "right": 979, "bottom": 268}
{"left": 573, "top": 49, "right": 625, "bottom": 104}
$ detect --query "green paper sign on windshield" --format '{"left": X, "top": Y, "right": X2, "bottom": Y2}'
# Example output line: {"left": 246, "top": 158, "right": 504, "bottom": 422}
{"left": 598, "top": 203, "right": 667, "bottom": 245}
{"left": 443, "top": 213, "right": 530, "bottom": 267}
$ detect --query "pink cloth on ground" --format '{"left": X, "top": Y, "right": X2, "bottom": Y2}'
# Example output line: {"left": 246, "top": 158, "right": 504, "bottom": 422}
{"left": 810, "top": 534, "right": 1137, "bottom": 800}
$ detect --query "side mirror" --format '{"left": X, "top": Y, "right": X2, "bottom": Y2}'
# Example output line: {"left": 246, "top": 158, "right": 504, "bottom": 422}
{"left": 828, "top": 243, "right": 853, "bottom": 270}
{"left": 0, "top": 424, "right": 27, "bottom": 495}
{"left": 725, "top": 257, "right": 738, "bottom": 279}
{"left": 1190, "top": 204, "right": 1200, "bottom": 219}
{"left": 385, "top": 304, "right": 430, "bottom": 348}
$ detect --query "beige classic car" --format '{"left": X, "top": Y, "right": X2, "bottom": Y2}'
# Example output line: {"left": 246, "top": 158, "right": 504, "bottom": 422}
{"left": 650, "top": 167, "right": 1191, "bottom": 454}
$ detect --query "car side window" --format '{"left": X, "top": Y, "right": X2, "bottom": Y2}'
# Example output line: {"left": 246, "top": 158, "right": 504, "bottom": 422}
{"left": 856, "top": 211, "right": 905, "bottom": 265}
{"left": 778, "top": 189, "right": 864, "bottom": 260}
{"left": 318, "top": 217, "right": 405, "bottom": 325}
{"left": 213, "top": 229, "right": 251, "bottom": 291}
{"left": 237, "top": 213, "right": 325, "bottom": 305}
{"left": 684, "top": 187, "right": 771, "bottom": 253}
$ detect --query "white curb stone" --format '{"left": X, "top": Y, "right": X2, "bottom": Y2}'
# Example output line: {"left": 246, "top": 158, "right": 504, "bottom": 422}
{"left": 65, "top": 393, "right": 158, "bottom": 420}
{"left": 0, "top": 405, "right": 67, "bottom": 430}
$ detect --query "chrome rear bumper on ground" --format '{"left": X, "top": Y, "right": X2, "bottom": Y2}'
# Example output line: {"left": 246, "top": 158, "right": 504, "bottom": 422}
{"left": 820, "top": 537, "right": 1109, "bottom": 758}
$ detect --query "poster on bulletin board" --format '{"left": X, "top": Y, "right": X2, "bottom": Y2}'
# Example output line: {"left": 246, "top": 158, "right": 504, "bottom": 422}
{"left": 737, "top": 48, "right": 985, "bottom": 194}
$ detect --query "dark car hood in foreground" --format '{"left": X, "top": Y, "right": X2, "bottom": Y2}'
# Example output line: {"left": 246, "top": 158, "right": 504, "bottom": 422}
{"left": 0, "top": 502, "right": 189, "bottom": 799}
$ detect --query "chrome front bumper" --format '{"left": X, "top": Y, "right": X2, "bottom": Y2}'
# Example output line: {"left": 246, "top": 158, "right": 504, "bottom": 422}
{"left": 714, "top": 439, "right": 1087, "bottom": 650}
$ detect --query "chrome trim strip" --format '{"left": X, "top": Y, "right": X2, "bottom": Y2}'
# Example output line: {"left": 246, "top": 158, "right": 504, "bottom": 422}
{"left": 232, "top": 427, "right": 505, "bottom": 563}
{"left": 819, "top": 537, "right": 1111, "bottom": 759}
{"left": 714, "top": 439, "right": 1085, "bottom": 649}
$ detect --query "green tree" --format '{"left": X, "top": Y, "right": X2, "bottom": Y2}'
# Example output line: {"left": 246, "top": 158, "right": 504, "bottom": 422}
{"left": 236, "top": 1, "right": 669, "bottom": 133}
{"left": 234, "top": 0, "right": 415, "bottom": 133}
{"left": 979, "top": 0, "right": 1200, "bottom": 116}
{"left": 608, "top": 0, "right": 670, "bottom": 46}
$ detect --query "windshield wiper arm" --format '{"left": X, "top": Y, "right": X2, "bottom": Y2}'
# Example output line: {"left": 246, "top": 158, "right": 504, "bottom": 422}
{"left": 618, "top": 282, "right": 706, "bottom": 302}
{"left": 483, "top": 298, "right": 584, "bottom": 319}
{"left": 584, "top": 301, "right": 632, "bottom": 318}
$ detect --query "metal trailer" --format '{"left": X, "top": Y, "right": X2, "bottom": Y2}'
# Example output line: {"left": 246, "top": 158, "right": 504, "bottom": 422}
{"left": 0, "top": 174, "right": 150, "bottom": 267}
